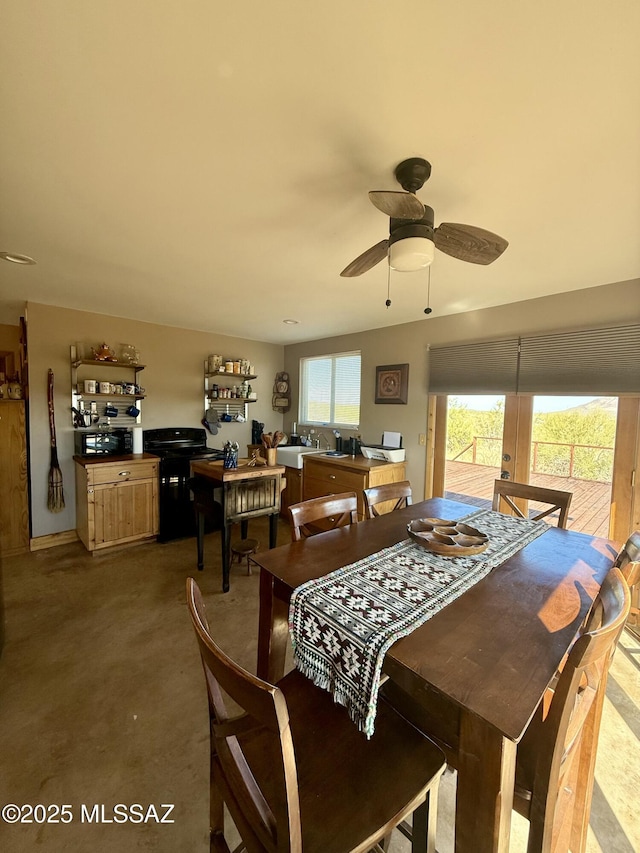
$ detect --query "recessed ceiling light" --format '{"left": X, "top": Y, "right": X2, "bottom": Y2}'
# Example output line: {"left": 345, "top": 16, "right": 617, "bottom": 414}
{"left": 0, "top": 252, "right": 36, "bottom": 265}
{"left": 282, "top": 319, "right": 299, "bottom": 325}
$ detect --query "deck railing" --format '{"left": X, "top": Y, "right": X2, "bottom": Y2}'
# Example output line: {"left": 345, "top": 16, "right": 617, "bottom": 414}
{"left": 449, "top": 436, "right": 614, "bottom": 482}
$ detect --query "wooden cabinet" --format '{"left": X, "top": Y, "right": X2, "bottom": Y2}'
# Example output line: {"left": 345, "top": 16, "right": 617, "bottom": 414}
{"left": 75, "top": 454, "right": 159, "bottom": 552}
{"left": 302, "top": 455, "right": 406, "bottom": 521}
{"left": 280, "top": 466, "right": 303, "bottom": 518}
{"left": 0, "top": 400, "right": 29, "bottom": 557}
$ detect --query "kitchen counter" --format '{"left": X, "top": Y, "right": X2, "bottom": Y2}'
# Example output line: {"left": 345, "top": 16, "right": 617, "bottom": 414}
{"left": 302, "top": 453, "right": 406, "bottom": 520}
{"left": 303, "top": 453, "right": 400, "bottom": 474}
{"left": 73, "top": 452, "right": 159, "bottom": 466}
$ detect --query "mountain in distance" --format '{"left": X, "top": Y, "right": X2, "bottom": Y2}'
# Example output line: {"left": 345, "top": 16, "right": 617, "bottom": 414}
{"left": 561, "top": 397, "right": 618, "bottom": 415}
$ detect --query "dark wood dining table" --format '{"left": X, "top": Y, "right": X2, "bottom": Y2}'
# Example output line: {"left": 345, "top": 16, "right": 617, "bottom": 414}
{"left": 251, "top": 496, "right": 618, "bottom": 853}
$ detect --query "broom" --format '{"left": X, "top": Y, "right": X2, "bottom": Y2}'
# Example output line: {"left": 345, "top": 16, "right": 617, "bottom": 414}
{"left": 47, "top": 368, "right": 65, "bottom": 512}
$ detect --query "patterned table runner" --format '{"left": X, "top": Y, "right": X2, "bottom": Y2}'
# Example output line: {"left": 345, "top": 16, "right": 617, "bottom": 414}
{"left": 289, "top": 509, "right": 548, "bottom": 737}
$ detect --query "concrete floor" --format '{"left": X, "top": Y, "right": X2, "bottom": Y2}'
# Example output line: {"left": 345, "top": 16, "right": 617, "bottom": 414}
{"left": 0, "top": 517, "right": 638, "bottom": 852}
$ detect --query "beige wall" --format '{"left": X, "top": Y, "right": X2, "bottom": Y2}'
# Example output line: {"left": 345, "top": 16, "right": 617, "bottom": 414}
{"left": 283, "top": 279, "right": 640, "bottom": 499}
{"left": 21, "top": 278, "right": 640, "bottom": 538}
{"left": 26, "top": 303, "right": 284, "bottom": 538}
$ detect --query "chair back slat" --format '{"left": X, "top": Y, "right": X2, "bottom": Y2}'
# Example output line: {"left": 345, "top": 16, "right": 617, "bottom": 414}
{"left": 492, "top": 479, "right": 573, "bottom": 528}
{"left": 187, "top": 578, "right": 301, "bottom": 853}
{"left": 621, "top": 560, "right": 640, "bottom": 589}
{"left": 363, "top": 480, "right": 413, "bottom": 519}
{"left": 287, "top": 492, "right": 358, "bottom": 542}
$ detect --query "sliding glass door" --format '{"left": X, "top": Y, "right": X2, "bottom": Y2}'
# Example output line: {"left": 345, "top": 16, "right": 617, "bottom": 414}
{"left": 443, "top": 395, "right": 506, "bottom": 506}
{"left": 428, "top": 394, "right": 639, "bottom": 539}
{"left": 528, "top": 396, "right": 617, "bottom": 536}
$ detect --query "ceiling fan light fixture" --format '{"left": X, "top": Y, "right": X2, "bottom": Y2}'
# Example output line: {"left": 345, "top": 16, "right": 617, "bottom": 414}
{"left": 388, "top": 237, "right": 435, "bottom": 272}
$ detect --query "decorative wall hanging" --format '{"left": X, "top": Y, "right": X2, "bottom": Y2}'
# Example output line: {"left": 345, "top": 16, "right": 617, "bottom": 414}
{"left": 375, "top": 363, "right": 409, "bottom": 405}
{"left": 272, "top": 371, "right": 290, "bottom": 413}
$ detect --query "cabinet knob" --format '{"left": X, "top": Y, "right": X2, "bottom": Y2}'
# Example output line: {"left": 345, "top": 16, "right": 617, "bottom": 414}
{"left": 88, "top": 488, "right": 94, "bottom": 494}
{"left": 119, "top": 470, "right": 131, "bottom": 477}
{"left": 329, "top": 474, "right": 336, "bottom": 480}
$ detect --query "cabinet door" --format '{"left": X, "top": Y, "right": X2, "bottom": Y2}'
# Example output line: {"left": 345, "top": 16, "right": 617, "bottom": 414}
{"left": 93, "top": 479, "right": 158, "bottom": 547}
{"left": 0, "top": 401, "right": 29, "bottom": 556}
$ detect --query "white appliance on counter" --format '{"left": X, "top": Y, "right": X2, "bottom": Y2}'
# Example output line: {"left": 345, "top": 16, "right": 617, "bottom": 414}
{"left": 360, "top": 431, "right": 406, "bottom": 462}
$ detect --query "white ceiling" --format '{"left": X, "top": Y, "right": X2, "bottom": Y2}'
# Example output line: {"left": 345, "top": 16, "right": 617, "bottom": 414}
{"left": 1, "top": 1, "right": 639, "bottom": 344}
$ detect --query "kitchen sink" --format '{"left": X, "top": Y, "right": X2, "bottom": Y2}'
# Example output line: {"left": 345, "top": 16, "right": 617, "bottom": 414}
{"left": 275, "top": 446, "right": 326, "bottom": 469}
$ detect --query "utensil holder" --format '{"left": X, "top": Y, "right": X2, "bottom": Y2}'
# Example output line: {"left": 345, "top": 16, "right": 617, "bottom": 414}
{"left": 265, "top": 448, "right": 277, "bottom": 466}
{"left": 223, "top": 447, "right": 238, "bottom": 469}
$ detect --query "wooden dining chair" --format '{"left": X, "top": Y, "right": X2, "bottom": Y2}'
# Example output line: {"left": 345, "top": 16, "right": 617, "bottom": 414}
{"left": 381, "top": 567, "right": 629, "bottom": 853}
{"left": 492, "top": 479, "right": 573, "bottom": 528}
{"left": 287, "top": 492, "right": 358, "bottom": 542}
{"left": 512, "top": 567, "right": 630, "bottom": 853}
{"left": 363, "top": 480, "right": 413, "bottom": 519}
{"left": 186, "top": 577, "right": 446, "bottom": 853}
{"left": 614, "top": 530, "right": 640, "bottom": 571}
{"left": 613, "top": 531, "right": 640, "bottom": 631}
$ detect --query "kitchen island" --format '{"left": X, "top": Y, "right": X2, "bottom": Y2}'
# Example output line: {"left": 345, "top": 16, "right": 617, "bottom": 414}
{"left": 190, "top": 458, "right": 286, "bottom": 591}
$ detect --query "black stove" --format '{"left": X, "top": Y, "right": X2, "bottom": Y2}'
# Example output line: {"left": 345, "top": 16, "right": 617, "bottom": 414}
{"left": 143, "top": 427, "right": 224, "bottom": 541}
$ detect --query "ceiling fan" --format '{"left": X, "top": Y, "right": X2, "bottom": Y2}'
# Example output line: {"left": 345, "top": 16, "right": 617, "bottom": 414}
{"left": 340, "top": 158, "right": 509, "bottom": 277}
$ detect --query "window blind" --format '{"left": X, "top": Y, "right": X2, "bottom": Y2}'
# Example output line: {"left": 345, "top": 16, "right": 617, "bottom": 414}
{"left": 428, "top": 338, "right": 519, "bottom": 394}
{"left": 428, "top": 324, "right": 640, "bottom": 396}
{"left": 517, "top": 324, "right": 640, "bottom": 394}
{"left": 300, "top": 351, "right": 361, "bottom": 427}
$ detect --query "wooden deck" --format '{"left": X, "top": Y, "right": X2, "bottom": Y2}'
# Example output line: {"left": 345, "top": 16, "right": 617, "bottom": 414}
{"left": 444, "top": 460, "right": 612, "bottom": 537}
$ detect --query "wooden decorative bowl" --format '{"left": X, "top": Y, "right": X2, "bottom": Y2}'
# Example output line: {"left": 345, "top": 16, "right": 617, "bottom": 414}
{"left": 407, "top": 517, "right": 489, "bottom": 557}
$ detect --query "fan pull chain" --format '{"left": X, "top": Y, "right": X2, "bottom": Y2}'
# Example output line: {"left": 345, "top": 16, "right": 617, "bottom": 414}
{"left": 424, "top": 265, "right": 433, "bottom": 315}
{"left": 385, "top": 263, "right": 392, "bottom": 308}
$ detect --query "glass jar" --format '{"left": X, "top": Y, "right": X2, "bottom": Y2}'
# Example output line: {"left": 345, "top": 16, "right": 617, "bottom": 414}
{"left": 119, "top": 343, "right": 140, "bottom": 364}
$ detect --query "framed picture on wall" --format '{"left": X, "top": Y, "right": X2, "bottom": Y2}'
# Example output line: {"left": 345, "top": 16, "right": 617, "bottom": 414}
{"left": 375, "top": 363, "right": 409, "bottom": 404}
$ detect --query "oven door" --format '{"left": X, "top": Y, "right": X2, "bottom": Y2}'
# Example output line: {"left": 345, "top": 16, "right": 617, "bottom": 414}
{"left": 157, "top": 452, "right": 224, "bottom": 541}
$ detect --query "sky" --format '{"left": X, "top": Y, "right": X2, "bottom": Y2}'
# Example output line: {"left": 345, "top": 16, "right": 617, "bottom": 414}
{"left": 451, "top": 395, "right": 602, "bottom": 413}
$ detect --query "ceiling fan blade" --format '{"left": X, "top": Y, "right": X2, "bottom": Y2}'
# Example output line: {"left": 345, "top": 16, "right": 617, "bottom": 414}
{"left": 340, "top": 239, "right": 389, "bottom": 277}
{"left": 434, "top": 223, "right": 509, "bottom": 265}
{"left": 369, "top": 191, "right": 425, "bottom": 219}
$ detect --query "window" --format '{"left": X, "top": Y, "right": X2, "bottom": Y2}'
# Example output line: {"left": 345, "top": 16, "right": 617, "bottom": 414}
{"left": 299, "top": 351, "right": 361, "bottom": 428}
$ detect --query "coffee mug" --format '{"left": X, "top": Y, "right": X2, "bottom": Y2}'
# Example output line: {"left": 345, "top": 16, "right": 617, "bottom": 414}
{"left": 126, "top": 405, "right": 140, "bottom": 418}
{"left": 105, "top": 404, "right": 118, "bottom": 417}
{"left": 84, "top": 380, "right": 97, "bottom": 394}
{"left": 99, "top": 381, "right": 111, "bottom": 394}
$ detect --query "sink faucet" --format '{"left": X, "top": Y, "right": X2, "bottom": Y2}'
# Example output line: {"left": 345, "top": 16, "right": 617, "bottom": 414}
{"left": 317, "top": 431, "right": 332, "bottom": 450}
